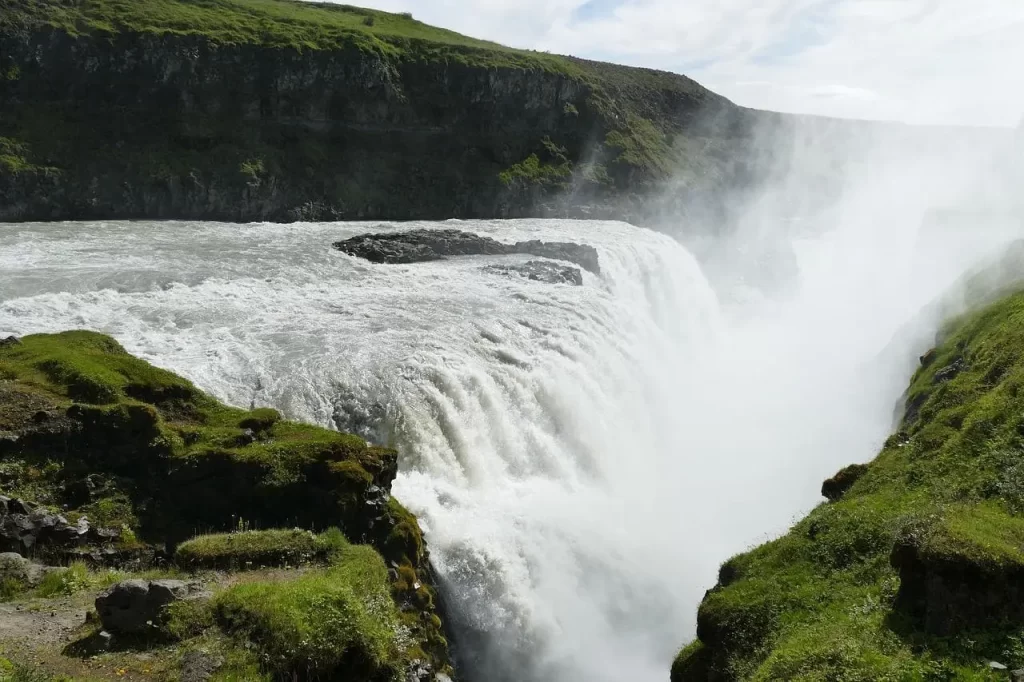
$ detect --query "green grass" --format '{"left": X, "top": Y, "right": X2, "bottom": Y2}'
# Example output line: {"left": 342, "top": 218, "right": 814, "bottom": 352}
{"left": 175, "top": 527, "right": 349, "bottom": 569}
{"left": 0, "top": 330, "right": 394, "bottom": 545}
{"left": 0, "top": 330, "right": 449, "bottom": 677}
{"left": 215, "top": 544, "right": 403, "bottom": 680}
{"left": 0, "top": 0, "right": 581, "bottom": 72}
{"left": 675, "top": 290, "right": 1024, "bottom": 680}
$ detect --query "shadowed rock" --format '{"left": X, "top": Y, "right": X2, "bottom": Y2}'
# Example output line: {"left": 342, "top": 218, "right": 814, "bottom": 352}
{"left": 821, "top": 463, "right": 868, "bottom": 502}
{"left": 334, "top": 229, "right": 600, "bottom": 274}
{"left": 96, "top": 579, "right": 203, "bottom": 635}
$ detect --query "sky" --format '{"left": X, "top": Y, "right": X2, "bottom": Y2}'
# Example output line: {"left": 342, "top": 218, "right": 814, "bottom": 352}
{"left": 344, "top": 0, "right": 1024, "bottom": 127}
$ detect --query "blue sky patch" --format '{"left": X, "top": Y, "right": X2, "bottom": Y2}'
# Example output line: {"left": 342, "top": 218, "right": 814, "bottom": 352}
{"left": 572, "top": 0, "right": 624, "bottom": 23}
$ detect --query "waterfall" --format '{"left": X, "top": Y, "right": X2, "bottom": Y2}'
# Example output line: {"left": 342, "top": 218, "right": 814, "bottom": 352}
{"left": 0, "top": 215, "right": 1009, "bottom": 681}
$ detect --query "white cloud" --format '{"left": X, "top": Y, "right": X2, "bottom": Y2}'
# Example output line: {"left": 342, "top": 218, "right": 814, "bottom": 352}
{"left": 342, "top": 0, "right": 1024, "bottom": 126}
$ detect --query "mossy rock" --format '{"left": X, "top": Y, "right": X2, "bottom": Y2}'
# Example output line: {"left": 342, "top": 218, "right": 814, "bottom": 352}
{"left": 0, "top": 331, "right": 395, "bottom": 548}
{"left": 215, "top": 544, "right": 404, "bottom": 681}
{"left": 175, "top": 527, "right": 348, "bottom": 570}
{"left": 0, "top": 330, "right": 452, "bottom": 677}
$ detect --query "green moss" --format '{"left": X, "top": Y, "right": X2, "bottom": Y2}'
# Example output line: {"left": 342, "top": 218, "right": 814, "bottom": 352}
{"left": 604, "top": 116, "right": 671, "bottom": 176}
{"left": 677, "top": 290, "right": 1024, "bottom": 680}
{"left": 215, "top": 544, "right": 403, "bottom": 679}
{"left": 175, "top": 527, "right": 349, "bottom": 569}
{"left": 0, "top": 330, "right": 449, "bottom": 677}
{"left": 35, "top": 562, "right": 92, "bottom": 598}
{"left": 499, "top": 139, "right": 573, "bottom": 189}
{"left": 1, "top": 0, "right": 581, "bottom": 73}
{"left": 0, "top": 331, "right": 392, "bottom": 544}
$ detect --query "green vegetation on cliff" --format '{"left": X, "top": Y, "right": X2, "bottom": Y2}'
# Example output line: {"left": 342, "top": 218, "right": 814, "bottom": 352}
{"left": 0, "top": 0, "right": 740, "bottom": 223}
{"left": 0, "top": 0, "right": 575, "bottom": 71}
{"left": 0, "top": 331, "right": 449, "bottom": 680}
{"left": 675, "top": 289, "right": 1024, "bottom": 681}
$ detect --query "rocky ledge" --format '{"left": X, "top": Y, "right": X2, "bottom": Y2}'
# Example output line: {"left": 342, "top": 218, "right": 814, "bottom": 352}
{"left": 0, "top": 330, "right": 453, "bottom": 681}
{"left": 333, "top": 228, "right": 601, "bottom": 274}
{"left": 483, "top": 260, "right": 584, "bottom": 286}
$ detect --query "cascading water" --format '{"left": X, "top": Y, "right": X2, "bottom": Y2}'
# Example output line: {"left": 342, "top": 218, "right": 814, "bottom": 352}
{"left": 0, "top": 213, "right": 1016, "bottom": 681}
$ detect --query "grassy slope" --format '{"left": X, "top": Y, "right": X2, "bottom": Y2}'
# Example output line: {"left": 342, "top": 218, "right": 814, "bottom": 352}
{"left": 0, "top": 331, "right": 448, "bottom": 680}
{"left": 0, "top": 0, "right": 567, "bottom": 68}
{"left": 674, "top": 289, "right": 1024, "bottom": 681}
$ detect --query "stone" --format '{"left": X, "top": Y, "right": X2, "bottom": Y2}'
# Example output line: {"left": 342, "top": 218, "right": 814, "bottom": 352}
{"left": 821, "top": 464, "right": 869, "bottom": 502}
{"left": 483, "top": 260, "right": 584, "bottom": 286}
{"left": 334, "top": 228, "right": 600, "bottom": 274}
{"left": 180, "top": 650, "right": 224, "bottom": 682}
{"left": 0, "top": 336, "right": 20, "bottom": 348}
{"left": 0, "top": 551, "right": 49, "bottom": 587}
{"left": 933, "top": 358, "right": 965, "bottom": 384}
{"left": 405, "top": 659, "right": 433, "bottom": 682}
{"left": 0, "top": 494, "right": 121, "bottom": 558}
{"left": 95, "top": 579, "right": 194, "bottom": 635}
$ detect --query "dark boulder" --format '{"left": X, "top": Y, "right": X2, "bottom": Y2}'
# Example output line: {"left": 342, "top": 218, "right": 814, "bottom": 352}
{"left": 483, "top": 260, "right": 584, "bottom": 286}
{"left": 821, "top": 463, "right": 868, "bottom": 502}
{"left": 933, "top": 358, "right": 965, "bottom": 383}
{"left": 514, "top": 240, "right": 600, "bottom": 275}
{"left": 0, "top": 496, "right": 88, "bottom": 553}
{"left": 0, "top": 336, "right": 20, "bottom": 348}
{"left": 95, "top": 578, "right": 200, "bottom": 635}
{"left": 333, "top": 228, "right": 601, "bottom": 274}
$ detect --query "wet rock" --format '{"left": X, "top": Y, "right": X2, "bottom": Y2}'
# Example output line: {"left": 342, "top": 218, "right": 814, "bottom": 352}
{"left": 821, "top": 463, "right": 869, "bottom": 502}
{"left": 334, "top": 228, "right": 600, "bottom": 274}
{"left": 933, "top": 358, "right": 964, "bottom": 383}
{"left": 0, "top": 336, "right": 20, "bottom": 348}
{"left": 405, "top": 659, "right": 433, "bottom": 682}
{"left": 483, "top": 260, "right": 583, "bottom": 285}
{"left": 514, "top": 240, "right": 600, "bottom": 275}
{"left": 95, "top": 579, "right": 197, "bottom": 635}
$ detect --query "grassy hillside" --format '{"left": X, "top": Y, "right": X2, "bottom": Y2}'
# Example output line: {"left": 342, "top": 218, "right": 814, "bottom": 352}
{"left": 0, "top": 0, "right": 577, "bottom": 71}
{"left": 674, "top": 287, "right": 1024, "bottom": 680}
{"left": 0, "top": 330, "right": 449, "bottom": 680}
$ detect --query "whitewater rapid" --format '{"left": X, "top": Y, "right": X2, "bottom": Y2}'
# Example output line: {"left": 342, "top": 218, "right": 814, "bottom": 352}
{"left": 0, "top": 217, "right": 1001, "bottom": 681}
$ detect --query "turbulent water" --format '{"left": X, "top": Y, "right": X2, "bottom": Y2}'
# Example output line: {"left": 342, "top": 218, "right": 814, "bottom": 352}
{"left": 0, "top": 216, "right": 1016, "bottom": 681}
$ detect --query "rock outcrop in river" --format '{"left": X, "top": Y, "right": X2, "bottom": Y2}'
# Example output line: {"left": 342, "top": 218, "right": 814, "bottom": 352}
{"left": 334, "top": 228, "right": 600, "bottom": 274}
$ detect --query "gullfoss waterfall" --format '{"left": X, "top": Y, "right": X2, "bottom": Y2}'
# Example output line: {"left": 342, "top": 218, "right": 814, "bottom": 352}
{"left": 0, "top": 216, "right": 1011, "bottom": 681}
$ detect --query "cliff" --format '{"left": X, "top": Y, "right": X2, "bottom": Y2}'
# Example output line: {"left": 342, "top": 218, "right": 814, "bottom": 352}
{"left": 0, "top": 330, "right": 451, "bottom": 680}
{"left": 0, "top": 0, "right": 761, "bottom": 224}
{"left": 673, "top": 261, "right": 1024, "bottom": 680}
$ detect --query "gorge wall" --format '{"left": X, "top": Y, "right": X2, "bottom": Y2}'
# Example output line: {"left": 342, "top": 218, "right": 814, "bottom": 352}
{"left": 0, "top": 0, "right": 772, "bottom": 225}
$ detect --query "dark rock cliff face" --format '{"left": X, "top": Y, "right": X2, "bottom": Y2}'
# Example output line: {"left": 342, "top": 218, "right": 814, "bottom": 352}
{"left": 0, "top": 27, "right": 739, "bottom": 223}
